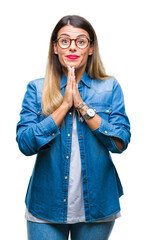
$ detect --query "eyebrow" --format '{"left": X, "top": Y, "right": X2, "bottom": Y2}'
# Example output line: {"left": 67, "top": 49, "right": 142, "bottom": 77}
{"left": 58, "top": 33, "right": 88, "bottom": 38}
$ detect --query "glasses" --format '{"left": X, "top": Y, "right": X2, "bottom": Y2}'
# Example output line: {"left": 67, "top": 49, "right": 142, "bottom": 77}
{"left": 55, "top": 36, "right": 93, "bottom": 49}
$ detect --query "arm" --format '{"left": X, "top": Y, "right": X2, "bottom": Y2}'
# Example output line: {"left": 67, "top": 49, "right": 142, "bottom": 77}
{"left": 78, "top": 80, "right": 131, "bottom": 153}
{"left": 79, "top": 105, "right": 123, "bottom": 151}
{"left": 16, "top": 81, "right": 69, "bottom": 156}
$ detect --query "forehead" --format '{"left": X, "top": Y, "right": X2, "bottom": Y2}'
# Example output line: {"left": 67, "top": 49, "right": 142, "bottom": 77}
{"left": 57, "top": 25, "right": 90, "bottom": 38}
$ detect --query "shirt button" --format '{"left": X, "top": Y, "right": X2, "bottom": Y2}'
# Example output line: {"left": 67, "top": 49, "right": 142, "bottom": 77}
{"left": 52, "top": 133, "right": 55, "bottom": 136}
{"left": 38, "top": 111, "right": 40, "bottom": 114}
{"left": 65, "top": 176, "right": 68, "bottom": 179}
{"left": 84, "top": 177, "right": 87, "bottom": 180}
{"left": 104, "top": 131, "right": 108, "bottom": 134}
{"left": 80, "top": 135, "right": 83, "bottom": 137}
{"left": 82, "top": 156, "right": 85, "bottom": 159}
{"left": 106, "top": 110, "right": 109, "bottom": 113}
{"left": 67, "top": 133, "right": 70, "bottom": 137}
{"left": 63, "top": 199, "right": 66, "bottom": 202}
{"left": 69, "top": 112, "right": 72, "bottom": 115}
{"left": 66, "top": 156, "right": 69, "bottom": 159}
{"left": 86, "top": 199, "right": 89, "bottom": 202}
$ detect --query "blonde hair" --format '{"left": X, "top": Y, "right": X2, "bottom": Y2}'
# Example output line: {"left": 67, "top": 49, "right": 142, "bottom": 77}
{"left": 42, "top": 15, "right": 112, "bottom": 116}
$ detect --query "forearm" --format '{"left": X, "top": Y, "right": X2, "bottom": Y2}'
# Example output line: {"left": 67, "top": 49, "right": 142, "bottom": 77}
{"left": 51, "top": 103, "right": 70, "bottom": 127}
{"left": 78, "top": 104, "right": 123, "bottom": 151}
{"left": 78, "top": 104, "right": 101, "bottom": 129}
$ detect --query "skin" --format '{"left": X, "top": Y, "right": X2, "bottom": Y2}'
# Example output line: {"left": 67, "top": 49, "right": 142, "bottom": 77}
{"left": 54, "top": 25, "right": 93, "bottom": 84}
{"left": 54, "top": 25, "right": 94, "bottom": 108}
{"left": 53, "top": 25, "right": 123, "bottom": 151}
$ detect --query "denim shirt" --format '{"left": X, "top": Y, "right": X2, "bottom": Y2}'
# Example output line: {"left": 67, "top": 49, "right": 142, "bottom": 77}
{"left": 16, "top": 71, "right": 131, "bottom": 223}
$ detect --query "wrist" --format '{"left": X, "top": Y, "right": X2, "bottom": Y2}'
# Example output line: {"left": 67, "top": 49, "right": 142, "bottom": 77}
{"left": 76, "top": 102, "right": 88, "bottom": 113}
{"left": 79, "top": 105, "right": 88, "bottom": 115}
{"left": 75, "top": 101, "right": 84, "bottom": 109}
{"left": 80, "top": 105, "right": 96, "bottom": 121}
{"left": 61, "top": 103, "right": 71, "bottom": 112}
{"left": 75, "top": 103, "right": 88, "bottom": 122}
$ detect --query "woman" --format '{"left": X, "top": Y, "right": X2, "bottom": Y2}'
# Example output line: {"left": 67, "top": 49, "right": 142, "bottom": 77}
{"left": 16, "top": 15, "right": 131, "bottom": 240}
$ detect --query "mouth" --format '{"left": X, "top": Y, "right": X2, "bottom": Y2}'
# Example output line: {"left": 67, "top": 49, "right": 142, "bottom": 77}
{"left": 66, "top": 55, "right": 79, "bottom": 60}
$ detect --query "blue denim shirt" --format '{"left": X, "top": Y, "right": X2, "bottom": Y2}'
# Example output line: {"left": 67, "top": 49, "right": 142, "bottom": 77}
{"left": 16, "top": 71, "right": 131, "bottom": 223}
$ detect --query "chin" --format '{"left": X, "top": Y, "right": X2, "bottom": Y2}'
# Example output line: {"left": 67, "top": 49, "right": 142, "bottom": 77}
{"left": 66, "top": 62, "right": 78, "bottom": 67}
{"left": 62, "top": 59, "right": 85, "bottom": 71}
{"left": 63, "top": 58, "right": 79, "bottom": 68}
{"left": 67, "top": 62, "right": 82, "bottom": 69}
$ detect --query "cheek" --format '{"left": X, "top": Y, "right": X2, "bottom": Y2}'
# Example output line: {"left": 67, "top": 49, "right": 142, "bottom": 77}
{"left": 81, "top": 51, "right": 89, "bottom": 62}
{"left": 57, "top": 50, "right": 69, "bottom": 66}
{"left": 57, "top": 50, "right": 65, "bottom": 62}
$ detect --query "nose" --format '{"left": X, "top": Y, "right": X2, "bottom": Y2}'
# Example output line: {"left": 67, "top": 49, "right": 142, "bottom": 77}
{"left": 69, "top": 39, "right": 77, "bottom": 50}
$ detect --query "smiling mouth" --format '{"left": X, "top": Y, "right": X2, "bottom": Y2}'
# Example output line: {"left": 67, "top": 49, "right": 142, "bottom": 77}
{"left": 66, "top": 55, "right": 79, "bottom": 60}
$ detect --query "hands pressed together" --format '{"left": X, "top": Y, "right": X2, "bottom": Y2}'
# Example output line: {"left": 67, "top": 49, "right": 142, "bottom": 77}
{"left": 62, "top": 66, "right": 83, "bottom": 109}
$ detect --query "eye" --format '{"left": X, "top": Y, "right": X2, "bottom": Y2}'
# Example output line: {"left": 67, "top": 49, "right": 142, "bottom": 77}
{"left": 60, "top": 38, "right": 70, "bottom": 45}
{"left": 77, "top": 39, "right": 85, "bottom": 45}
{"left": 62, "top": 39, "right": 68, "bottom": 44}
{"left": 76, "top": 38, "right": 88, "bottom": 47}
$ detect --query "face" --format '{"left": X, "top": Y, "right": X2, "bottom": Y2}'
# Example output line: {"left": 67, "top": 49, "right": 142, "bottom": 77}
{"left": 53, "top": 25, "right": 93, "bottom": 71}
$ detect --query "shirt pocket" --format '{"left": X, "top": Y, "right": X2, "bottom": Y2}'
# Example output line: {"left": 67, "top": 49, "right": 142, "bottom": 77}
{"left": 89, "top": 104, "right": 112, "bottom": 121}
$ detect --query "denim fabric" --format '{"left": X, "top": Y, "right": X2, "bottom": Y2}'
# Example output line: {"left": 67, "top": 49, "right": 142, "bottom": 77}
{"left": 27, "top": 220, "right": 115, "bottom": 240}
{"left": 16, "top": 71, "right": 131, "bottom": 223}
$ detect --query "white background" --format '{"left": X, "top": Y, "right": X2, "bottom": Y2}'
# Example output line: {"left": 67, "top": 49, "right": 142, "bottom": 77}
{"left": 0, "top": 0, "right": 147, "bottom": 239}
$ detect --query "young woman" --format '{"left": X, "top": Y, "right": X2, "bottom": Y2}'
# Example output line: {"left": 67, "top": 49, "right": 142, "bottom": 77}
{"left": 16, "top": 15, "right": 131, "bottom": 240}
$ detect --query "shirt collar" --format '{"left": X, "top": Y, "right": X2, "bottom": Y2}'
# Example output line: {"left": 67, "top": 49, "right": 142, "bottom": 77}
{"left": 60, "top": 71, "right": 92, "bottom": 89}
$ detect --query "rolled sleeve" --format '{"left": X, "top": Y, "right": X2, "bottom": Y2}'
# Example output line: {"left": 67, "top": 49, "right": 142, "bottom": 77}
{"left": 92, "top": 118, "right": 130, "bottom": 153}
{"left": 91, "top": 80, "right": 131, "bottom": 153}
{"left": 37, "top": 113, "right": 60, "bottom": 137}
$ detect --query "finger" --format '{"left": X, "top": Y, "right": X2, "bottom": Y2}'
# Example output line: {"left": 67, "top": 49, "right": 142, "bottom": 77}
{"left": 70, "top": 67, "right": 75, "bottom": 83}
{"left": 67, "top": 65, "right": 71, "bottom": 78}
{"left": 69, "top": 66, "right": 75, "bottom": 88}
{"left": 67, "top": 65, "right": 72, "bottom": 86}
{"left": 71, "top": 66, "right": 75, "bottom": 78}
{"left": 72, "top": 75, "right": 76, "bottom": 91}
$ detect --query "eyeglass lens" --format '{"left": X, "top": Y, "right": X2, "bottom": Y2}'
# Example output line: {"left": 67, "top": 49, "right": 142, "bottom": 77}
{"left": 58, "top": 37, "right": 89, "bottom": 49}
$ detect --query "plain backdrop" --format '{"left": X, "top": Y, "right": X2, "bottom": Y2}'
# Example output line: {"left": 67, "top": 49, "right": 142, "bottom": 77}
{"left": 0, "top": 0, "right": 147, "bottom": 239}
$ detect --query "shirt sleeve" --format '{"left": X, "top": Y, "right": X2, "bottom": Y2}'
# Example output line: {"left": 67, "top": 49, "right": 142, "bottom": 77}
{"left": 91, "top": 80, "right": 131, "bottom": 153}
{"left": 16, "top": 81, "right": 61, "bottom": 156}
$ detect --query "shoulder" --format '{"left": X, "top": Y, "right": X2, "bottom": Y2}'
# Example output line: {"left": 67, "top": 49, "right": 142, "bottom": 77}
{"left": 23, "top": 78, "right": 45, "bottom": 104}
{"left": 90, "top": 76, "right": 120, "bottom": 93}
{"left": 27, "top": 78, "right": 45, "bottom": 93}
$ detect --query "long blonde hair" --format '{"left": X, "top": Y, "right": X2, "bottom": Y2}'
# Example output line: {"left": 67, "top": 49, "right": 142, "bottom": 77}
{"left": 42, "top": 15, "right": 112, "bottom": 116}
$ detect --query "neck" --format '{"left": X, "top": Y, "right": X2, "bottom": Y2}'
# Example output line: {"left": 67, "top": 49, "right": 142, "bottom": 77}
{"left": 62, "top": 66, "right": 86, "bottom": 84}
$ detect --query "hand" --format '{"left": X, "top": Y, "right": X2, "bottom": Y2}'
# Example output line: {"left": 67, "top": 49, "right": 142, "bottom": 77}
{"left": 62, "top": 66, "right": 83, "bottom": 109}
{"left": 62, "top": 65, "right": 74, "bottom": 109}
{"left": 71, "top": 67, "right": 83, "bottom": 108}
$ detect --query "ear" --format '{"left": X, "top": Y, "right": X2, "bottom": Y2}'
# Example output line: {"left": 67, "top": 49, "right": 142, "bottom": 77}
{"left": 88, "top": 43, "right": 94, "bottom": 56}
{"left": 53, "top": 41, "right": 58, "bottom": 55}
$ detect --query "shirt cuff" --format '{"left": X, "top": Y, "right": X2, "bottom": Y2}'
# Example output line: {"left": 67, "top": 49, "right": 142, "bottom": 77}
{"left": 91, "top": 118, "right": 125, "bottom": 153}
{"left": 37, "top": 114, "right": 60, "bottom": 137}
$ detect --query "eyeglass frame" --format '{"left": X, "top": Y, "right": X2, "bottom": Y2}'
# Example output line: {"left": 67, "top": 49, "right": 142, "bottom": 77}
{"left": 54, "top": 36, "right": 93, "bottom": 49}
